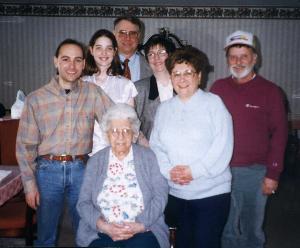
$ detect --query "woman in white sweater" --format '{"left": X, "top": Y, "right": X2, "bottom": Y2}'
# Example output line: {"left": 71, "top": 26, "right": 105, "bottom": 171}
{"left": 150, "top": 47, "right": 234, "bottom": 248}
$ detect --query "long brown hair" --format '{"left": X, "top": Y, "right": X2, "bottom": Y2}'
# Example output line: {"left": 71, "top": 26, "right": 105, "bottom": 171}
{"left": 83, "top": 29, "right": 122, "bottom": 76}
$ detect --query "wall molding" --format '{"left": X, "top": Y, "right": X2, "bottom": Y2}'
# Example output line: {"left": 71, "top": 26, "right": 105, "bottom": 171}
{"left": 0, "top": 4, "right": 299, "bottom": 19}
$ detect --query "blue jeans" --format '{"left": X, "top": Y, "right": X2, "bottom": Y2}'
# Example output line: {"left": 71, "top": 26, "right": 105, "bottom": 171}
{"left": 169, "top": 193, "right": 230, "bottom": 248}
{"left": 89, "top": 231, "right": 160, "bottom": 248}
{"left": 34, "top": 157, "right": 85, "bottom": 247}
{"left": 222, "top": 165, "right": 268, "bottom": 248}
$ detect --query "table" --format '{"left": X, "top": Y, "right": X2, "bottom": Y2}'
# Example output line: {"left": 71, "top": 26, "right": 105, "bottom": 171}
{"left": 0, "top": 117, "right": 19, "bottom": 165}
{"left": 0, "top": 165, "right": 22, "bottom": 206}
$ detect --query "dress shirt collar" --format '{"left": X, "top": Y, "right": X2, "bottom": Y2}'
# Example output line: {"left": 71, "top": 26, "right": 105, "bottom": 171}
{"left": 119, "top": 52, "right": 140, "bottom": 82}
{"left": 119, "top": 52, "right": 138, "bottom": 64}
{"left": 49, "top": 76, "right": 80, "bottom": 96}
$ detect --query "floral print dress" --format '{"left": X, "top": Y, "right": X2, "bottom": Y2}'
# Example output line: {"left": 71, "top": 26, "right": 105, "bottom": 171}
{"left": 97, "top": 147, "right": 144, "bottom": 223}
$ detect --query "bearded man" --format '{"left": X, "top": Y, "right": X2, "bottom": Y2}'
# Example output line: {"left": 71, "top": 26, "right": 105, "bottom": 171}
{"left": 210, "top": 30, "right": 288, "bottom": 248}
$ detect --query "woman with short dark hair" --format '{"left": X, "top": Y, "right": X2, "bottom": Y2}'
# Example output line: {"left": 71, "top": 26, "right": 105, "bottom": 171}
{"left": 150, "top": 46, "right": 234, "bottom": 248}
{"left": 134, "top": 34, "right": 176, "bottom": 140}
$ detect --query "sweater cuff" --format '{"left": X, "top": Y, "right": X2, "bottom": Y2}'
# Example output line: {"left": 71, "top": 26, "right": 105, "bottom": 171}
{"left": 265, "top": 169, "right": 281, "bottom": 181}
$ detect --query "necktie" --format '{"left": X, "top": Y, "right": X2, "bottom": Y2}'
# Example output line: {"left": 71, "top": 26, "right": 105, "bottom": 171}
{"left": 123, "top": 59, "right": 131, "bottom": 80}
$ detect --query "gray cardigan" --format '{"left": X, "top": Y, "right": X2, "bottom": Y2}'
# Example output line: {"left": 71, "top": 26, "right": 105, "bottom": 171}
{"left": 76, "top": 144, "right": 169, "bottom": 248}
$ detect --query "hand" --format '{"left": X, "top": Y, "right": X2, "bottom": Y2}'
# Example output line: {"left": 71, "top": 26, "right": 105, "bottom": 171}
{"left": 25, "top": 191, "right": 40, "bottom": 210}
{"left": 123, "top": 222, "right": 145, "bottom": 235}
{"left": 96, "top": 219, "right": 134, "bottom": 241}
{"left": 170, "top": 165, "right": 193, "bottom": 185}
{"left": 262, "top": 177, "right": 278, "bottom": 195}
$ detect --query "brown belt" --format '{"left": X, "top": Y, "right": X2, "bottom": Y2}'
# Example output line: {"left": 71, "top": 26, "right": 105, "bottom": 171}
{"left": 41, "top": 154, "right": 87, "bottom": 162}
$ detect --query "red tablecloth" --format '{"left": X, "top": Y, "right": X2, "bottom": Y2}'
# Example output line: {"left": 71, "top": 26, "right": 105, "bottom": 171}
{"left": 0, "top": 165, "right": 23, "bottom": 206}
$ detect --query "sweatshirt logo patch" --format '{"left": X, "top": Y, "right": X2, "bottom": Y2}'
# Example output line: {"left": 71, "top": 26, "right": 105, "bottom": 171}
{"left": 245, "top": 103, "right": 260, "bottom": 109}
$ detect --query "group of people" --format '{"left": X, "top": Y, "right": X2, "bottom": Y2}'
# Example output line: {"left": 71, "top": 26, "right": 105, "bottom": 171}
{"left": 16, "top": 15, "right": 288, "bottom": 248}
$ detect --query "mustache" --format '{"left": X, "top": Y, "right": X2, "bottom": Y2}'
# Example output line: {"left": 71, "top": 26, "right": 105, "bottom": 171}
{"left": 231, "top": 64, "right": 247, "bottom": 68}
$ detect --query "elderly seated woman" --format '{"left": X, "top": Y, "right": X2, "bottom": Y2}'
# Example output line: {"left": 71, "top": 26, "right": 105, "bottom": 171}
{"left": 76, "top": 103, "right": 169, "bottom": 248}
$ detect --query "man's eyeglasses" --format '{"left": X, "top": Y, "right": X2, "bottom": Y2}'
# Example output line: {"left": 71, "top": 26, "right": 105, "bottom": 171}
{"left": 147, "top": 50, "right": 168, "bottom": 59}
{"left": 118, "top": 30, "right": 139, "bottom": 39}
{"left": 109, "top": 128, "right": 132, "bottom": 137}
{"left": 171, "top": 70, "right": 197, "bottom": 80}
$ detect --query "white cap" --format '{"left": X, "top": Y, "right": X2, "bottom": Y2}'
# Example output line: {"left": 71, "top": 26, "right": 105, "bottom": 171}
{"left": 225, "top": 30, "right": 255, "bottom": 50}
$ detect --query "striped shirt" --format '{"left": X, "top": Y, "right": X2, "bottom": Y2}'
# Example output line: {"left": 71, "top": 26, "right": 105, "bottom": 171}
{"left": 16, "top": 77, "right": 113, "bottom": 193}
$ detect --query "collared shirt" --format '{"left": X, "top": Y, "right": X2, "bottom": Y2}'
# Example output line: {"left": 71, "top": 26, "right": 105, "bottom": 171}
{"left": 119, "top": 53, "right": 140, "bottom": 82}
{"left": 16, "top": 76, "right": 113, "bottom": 193}
{"left": 156, "top": 79, "right": 173, "bottom": 102}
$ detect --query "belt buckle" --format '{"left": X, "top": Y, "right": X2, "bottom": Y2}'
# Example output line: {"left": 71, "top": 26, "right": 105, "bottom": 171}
{"left": 60, "top": 154, "right": 68, "bottom": 163}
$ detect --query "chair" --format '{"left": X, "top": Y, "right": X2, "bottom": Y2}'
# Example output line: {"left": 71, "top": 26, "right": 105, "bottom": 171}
{"left": 169, "top": 226, "right": 177, "bottom": 248}
{"left": 0, "top": 193, "right": 36, "bottom": 245}
{"left": 0, "top": 118, "right": 36, "bottom": 245}
{"left": 0, "top": 119, "right": 19, "bottom": 165}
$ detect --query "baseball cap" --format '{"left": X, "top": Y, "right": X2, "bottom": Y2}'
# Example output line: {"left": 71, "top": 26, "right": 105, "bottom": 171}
{"left": 224, "top": 30, "right": 255, "bottom": 50}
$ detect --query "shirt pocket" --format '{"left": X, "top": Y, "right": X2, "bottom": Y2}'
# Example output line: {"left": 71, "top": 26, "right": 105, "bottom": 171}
{"left": 76, "top": 111, "right": 94, "bottom": 137}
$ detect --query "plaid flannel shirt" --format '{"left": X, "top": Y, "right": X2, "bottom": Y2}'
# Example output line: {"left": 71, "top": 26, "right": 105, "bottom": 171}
{"left": 16, "top": 77, "right": 113, "bottom": 193}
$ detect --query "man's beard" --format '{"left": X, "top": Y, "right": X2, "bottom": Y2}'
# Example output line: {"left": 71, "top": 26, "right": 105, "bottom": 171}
{"left": 229, "top": 64, "right": 254, "bottom": 79}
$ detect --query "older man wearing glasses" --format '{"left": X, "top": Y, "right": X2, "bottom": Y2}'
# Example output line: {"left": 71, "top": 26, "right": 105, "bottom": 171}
{"left": 113, "top": 16, "right": 152, "bottom": 82}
